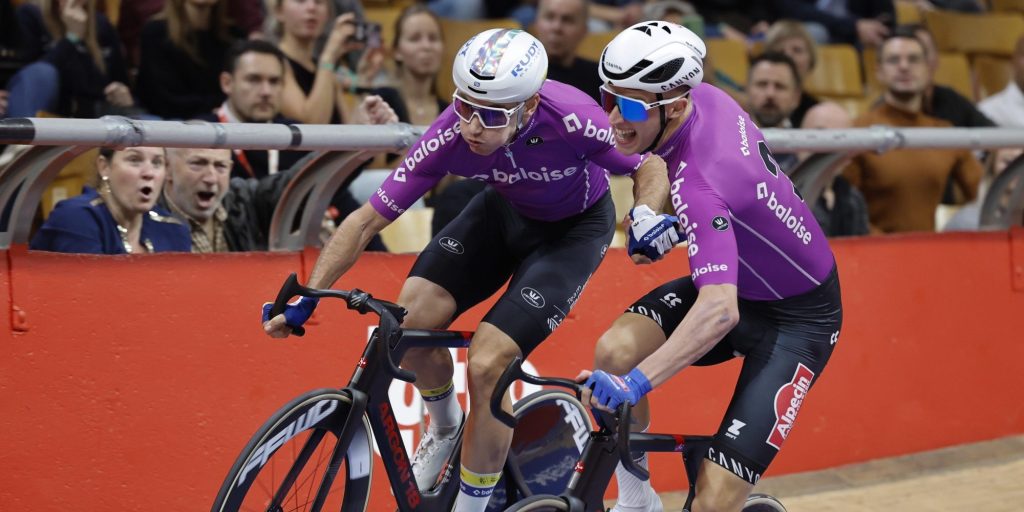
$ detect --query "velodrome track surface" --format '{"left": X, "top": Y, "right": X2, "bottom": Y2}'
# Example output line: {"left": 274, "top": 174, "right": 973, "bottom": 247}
{"left": 650, "top": 435, "right": 1024, "bottom": 512}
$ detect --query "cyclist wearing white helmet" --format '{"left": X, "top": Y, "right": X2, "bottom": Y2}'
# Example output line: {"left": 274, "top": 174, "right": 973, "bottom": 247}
{"left": 580, "top": 21, "right": 842, "bottom": 512}
{"left": 263, "top": 28, "right": 675, "bottom": 512}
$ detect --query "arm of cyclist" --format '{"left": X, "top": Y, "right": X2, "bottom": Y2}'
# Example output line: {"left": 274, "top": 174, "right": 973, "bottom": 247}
{"left": 626, "top": 155, "right": 677, "bottom": 264}
{"left": 583, "top": 284, "right": 739, "bottom": 410}
{"left": 262, "top": 203, "right": 392, "bottom": 338}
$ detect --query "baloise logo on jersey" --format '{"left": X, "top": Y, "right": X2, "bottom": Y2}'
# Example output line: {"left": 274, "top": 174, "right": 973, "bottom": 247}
{"left": 756, "top": 182, "right": 813, "bottom": 245}
{"left": 669, "top": 166, "right": 699, "bottom": 257}
{"left": 561, "top": 113, "right": 614, "bottom": 144}
{"left": 766, "top": 363, "right": 815, "bottom": 450}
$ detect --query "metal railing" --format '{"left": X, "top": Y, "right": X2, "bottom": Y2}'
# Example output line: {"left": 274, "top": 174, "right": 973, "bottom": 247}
{"left": 1, "top": 116, "right": 1022, "bottom": 251}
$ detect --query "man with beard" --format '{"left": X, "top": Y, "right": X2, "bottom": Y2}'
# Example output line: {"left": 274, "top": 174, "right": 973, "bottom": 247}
{"left": 746, "top": 52, "right": 802, "bottom": 172}
{"left": 842, "top": 28, "right": 982, "bottom": 233}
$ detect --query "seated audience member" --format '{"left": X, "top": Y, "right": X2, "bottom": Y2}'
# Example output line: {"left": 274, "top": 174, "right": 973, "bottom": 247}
{"left": 31, "top": 147, "right": 191, "bottom": 254}
{"left": 534, "top": 0, "right": 602, "bottom": 103}
{"left": 800, "top": 101, "right": 870, "bottom": 237}
{"left": 388, "top": 4, "right": 447, "bottom": 126}
{"left": 763, "top": 20, "right": 820, "bottom": 127}
{"left": 978, "top": 34, "right": 1024, "bottom": 129}
{"left": 907, "top": 24, "right": 994, "bottom": 128}
{"left": 746, "top": 52, "right": 802, "bottom": 172}
{"left": 8, "top": 0, "right": 133, "bottom": 118}
{"left": 119, "top": 0, "right": 264, "bottom": 68}
{"left": 1, "top": 0, "right": 28, "bottom": 118}
{"left": 768, "top": 0, "right": 894, "bottom": 47}
{"left": 843, "top": 29, "right": 982, "bottom": 234}
{"left": 944, "top": 147, "right": 1024, "bottom": 231}
{"left": 137, "top": 0, "right": 240, "bottom": 120}
{"left": 196, "top": 39, "right": 310, "bottom": 179}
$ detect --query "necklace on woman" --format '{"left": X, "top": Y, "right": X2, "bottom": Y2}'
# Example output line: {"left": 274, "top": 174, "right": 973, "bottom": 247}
{"left": 116, "top": 222, "right": 154, "bottom": 254}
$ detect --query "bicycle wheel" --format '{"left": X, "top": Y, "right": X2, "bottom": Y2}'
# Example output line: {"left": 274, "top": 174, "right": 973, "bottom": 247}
{"left": 488, "top": 389, "right": 592, "bottom": 511}
{"left": 504, "top": 494, "right": 570, "bottom": 512}
{"left": 743, "top": 493, "right": 787, "bottom": 512}
{"left": 212, "top": 389, "right": 374, "bottom": 512}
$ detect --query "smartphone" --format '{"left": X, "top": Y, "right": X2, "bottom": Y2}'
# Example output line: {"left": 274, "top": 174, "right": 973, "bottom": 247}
{"left": 353, "top": 21, "right": 382, "bottom": 49}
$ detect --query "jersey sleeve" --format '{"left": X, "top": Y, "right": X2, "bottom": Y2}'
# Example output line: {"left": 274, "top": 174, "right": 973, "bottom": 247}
{"left": 367, "top": 111, "right": 459, "bottom": 221}
{"left": 674, "top": 172, "right": 738, "bottom": 288}
{"left": 564, "top": 101, "right": 646, "bottom": 176}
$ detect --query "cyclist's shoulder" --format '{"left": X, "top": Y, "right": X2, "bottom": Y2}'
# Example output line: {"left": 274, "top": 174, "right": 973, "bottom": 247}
{"left": 535, "top": 80, "right": 609, "bottom": 138}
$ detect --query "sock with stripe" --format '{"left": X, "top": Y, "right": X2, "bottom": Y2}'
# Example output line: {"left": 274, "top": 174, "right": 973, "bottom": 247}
{"left": 453, "top": 466, "right": 501, "bottom": 512}
{"left": 612, "top": 425, "right": 658, "bottom": 512}
{"left": 420, "top": 380, "right": 462, "bottom": 429}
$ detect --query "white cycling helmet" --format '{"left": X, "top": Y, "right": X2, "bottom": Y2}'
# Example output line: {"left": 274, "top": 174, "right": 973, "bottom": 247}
{"left": 599, "top": 21, "right": 705, "bottom": 94}
{"left": 453, "top": 28, "right": 548, "bottom": 104}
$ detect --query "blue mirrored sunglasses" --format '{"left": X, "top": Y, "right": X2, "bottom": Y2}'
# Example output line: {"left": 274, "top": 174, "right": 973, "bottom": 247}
{"left": 599, "top": 85, "right": 683, "bottom": 122}
{"left": 452, "top": 92, "right": 523, "bottom": 129}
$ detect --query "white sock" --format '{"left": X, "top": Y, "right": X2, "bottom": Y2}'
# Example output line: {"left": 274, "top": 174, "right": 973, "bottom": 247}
{"left": 613, "top": 428, "right": 655, "bottom": 511}
{"left": 420, "top": 380, "right": 462, "bottom": 429}
{"left": 453, "top": 466, "right": 501, "bottom": 512}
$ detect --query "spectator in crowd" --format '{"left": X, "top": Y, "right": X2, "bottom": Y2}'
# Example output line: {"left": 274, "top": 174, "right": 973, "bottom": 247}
{"left": 907, "top": 24, "right": 994, "bottom": 128}
{"left": 589, "top": 0, "right": 645, "bottom": 32}
{"left": 843, "top": 30, "right": 982, "bottom": 233}
{"left": 0, "top": 0, "right": 28, "bottom": 118}
{"left": 763, "top": 20, "right": 820, "bottom": 127}
{"left": 424, "top": 0, "right": 484, "bottom": 21}
{"left": 800, "top": 101, "right": 870, "bottom": 237}
{"left": 978, "top": 34, "right": 1024, "bottom": 128}
{"left": 534, "top": 0, "right": 602, "bottom": 103}
{"left": 119, "top": 0, "right": 264, "bottom": 68}
{"left": 30, "top": 147, "right": 191, "bottom": 254}
{"left": 944, "top": 147, "right": 1024, "bottom": 231}
{"left": 769, "top": 0, "right": 894, "bottom": 47}
{"left": 746, "top": 52, "right": 802, "bottom": 171}
{"left": 7, "top": 0, "right": 133, "bottom": 118}
{"left": 137, "top": 0, "right": 240, "bottom": 120}
{"left": 389, "top": 3, "right": 447, "bottom": 127}
{"left": 687, "top": 0, "right": 770, "bottom": 40}
{"left": 195, "top": 39, "right": 310, "bottom": 180}
{"left": 271, "top": 0, "right": 359, "bottom": 124}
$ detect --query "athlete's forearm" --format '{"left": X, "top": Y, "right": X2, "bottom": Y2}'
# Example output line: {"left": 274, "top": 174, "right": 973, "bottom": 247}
{"left": 307, "top": 204, "right": 390, "bottom": 289}
{"left": 630, "top": 155, "right": 670, "bottom": 213}
{"left": 636, "top": 284, "right": 739, "bottom": 387}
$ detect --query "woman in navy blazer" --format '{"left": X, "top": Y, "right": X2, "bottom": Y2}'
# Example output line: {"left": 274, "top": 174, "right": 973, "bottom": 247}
{"left": 31, "top": 147, "right": 191, "bottom": 254}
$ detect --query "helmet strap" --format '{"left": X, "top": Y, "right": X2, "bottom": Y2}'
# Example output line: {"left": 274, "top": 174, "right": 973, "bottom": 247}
{"left": 641, "top": 93, "right": 669, "bottom": 154}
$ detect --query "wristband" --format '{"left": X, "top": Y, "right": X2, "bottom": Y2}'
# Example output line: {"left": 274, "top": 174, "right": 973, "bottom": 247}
{"left": 318, "top": 61, "right": 337, "bottom": 72}
{"left": 625, "top": 367, "right": 652, "bottom": 397}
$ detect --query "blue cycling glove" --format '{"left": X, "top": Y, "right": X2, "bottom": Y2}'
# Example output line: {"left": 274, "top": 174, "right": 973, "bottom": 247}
{"left": 585, "top": 368, "right": 653, "bottom": 410}
{"left": 627, "top": 205, "right": 680, "bottom": 261}
{"left": 261, "top": 296, "right": 319, "bottom": 333}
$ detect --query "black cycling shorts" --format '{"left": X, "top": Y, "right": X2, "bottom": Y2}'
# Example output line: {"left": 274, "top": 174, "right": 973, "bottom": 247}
{"left": 626, "top": 266, "right": 843, "bottom": 485}
{"left": 410, "top": 187, "right": 615, "bottom": 356}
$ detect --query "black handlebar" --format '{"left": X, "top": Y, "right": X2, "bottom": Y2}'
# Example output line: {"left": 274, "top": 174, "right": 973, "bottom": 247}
{"left": 616, "top": 403, "right": 650, "bottom": 481}
{"left": 490, "top": 356, "right": 582, "bottom": 429}
{"left": 271, "top": 273, "right": 415, "bottom": 383}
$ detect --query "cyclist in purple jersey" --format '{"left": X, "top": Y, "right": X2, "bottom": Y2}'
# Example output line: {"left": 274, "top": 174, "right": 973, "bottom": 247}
{"left": 578, "top": 22, "right": 843, "bottom": 512}
{"left": 262, "top": 28, "right": 675, "bottom": 512}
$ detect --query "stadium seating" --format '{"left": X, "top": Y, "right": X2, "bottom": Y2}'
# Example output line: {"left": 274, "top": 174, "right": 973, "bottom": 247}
{"left": 973, "top": 55, "right": 1013, "bottom": 98}
{"left": 576, "top": 31, "right": 616, "bottom": 62}
{"left": 924, "top": 10, "right": 1024, "bottom": 57}
{"left": 706, "top": 38, "right": 749, "bottom": 89}
{"left": 804, "top": 44, "right": 863, "bottom": 98}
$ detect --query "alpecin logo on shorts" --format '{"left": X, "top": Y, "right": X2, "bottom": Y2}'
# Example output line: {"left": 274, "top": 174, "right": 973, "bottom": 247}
{"left": 521, "top": 287, "right": 545, "bottom": 308}
{"left": 439, "top": 237, "right": 465, "bottom": 254}
{"left": 767, "top": 363, "right": 814, "bottom": 450}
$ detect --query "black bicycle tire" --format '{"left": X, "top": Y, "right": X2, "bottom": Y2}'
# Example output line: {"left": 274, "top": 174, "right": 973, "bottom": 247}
{"left": 504, "top": 493, "right": 571, "bottom": 512}
{"left": 513, "top": 388, "right": 592, "bottom": 429}
{"left": 743, "top": 493, "right": 787, "bottom": 512}
{"left": 211, "top": 388, "right": 374, "bottom": 512}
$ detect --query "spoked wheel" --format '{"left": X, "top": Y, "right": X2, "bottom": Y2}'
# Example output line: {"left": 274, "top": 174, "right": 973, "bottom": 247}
{"left": 212, "top": 389, "right": 374, "bottom": 512}
{"left": 743, "top": 493, "right": 787, "bottom": 512}
{"left": 504, "top": 494, "right": 571, "bottom": 512}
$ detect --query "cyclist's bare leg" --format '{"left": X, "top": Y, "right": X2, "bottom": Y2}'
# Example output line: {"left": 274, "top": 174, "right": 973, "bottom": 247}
{"left": 594, "top": 312, "right": 667, "bottom": 428}
{"left": 397, "top": 276, "right": 457, "bottom": 390}
{"left": 460, "top": 321, "right": 523, "bottom": 474}
{"left": 691, "top": 460, "right": 753, "bottom": 512}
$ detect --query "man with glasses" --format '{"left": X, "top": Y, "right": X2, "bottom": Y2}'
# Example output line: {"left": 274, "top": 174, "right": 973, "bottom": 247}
{"left": 262, "top": 28, "right": 674, "bottom": 512}
{"left": 579, "top": 21, "right": 842, "bottom": 512}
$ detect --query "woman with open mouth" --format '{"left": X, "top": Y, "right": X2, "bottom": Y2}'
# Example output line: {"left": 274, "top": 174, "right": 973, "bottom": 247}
{"left": 29, "top": 147, "right": 192, "bottom": 254}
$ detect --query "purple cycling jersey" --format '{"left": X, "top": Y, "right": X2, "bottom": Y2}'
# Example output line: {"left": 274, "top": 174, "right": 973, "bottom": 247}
{"left": 660, "top": 84, "right": 835, "bottom": 300}
{"left": 369, "top": 80, "right": 647, "bottom": 222}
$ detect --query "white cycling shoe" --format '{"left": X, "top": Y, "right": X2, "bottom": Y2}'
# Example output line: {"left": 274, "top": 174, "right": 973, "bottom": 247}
{"left": 610, "top": 486, "right": 664, "bottom": 512}
{"left": 411, "top": 417, "right": 464, "bottom": 491}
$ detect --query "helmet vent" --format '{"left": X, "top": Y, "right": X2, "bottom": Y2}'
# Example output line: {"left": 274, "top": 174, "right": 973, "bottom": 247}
{"left": 603, "top": 59, "right": 653, "bottom": 80}
{"left": 469, "top": 69, "right": 496, "bottom": 81}
{"left": 640, "top": 57, "right": 684, "bottom": 84}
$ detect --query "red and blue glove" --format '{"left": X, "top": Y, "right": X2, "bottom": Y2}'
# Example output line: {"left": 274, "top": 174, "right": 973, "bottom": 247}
{"left": 261, "top": 296, "right": 319, "bottom": 332}
{"left": 627, "top": 205, "right": 680, "bottom": 261}
{"left": 585, "top": 368, "right": 653, "bottom": 410}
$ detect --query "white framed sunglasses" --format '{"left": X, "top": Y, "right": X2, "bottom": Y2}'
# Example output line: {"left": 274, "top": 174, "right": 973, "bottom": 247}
{"left": 451, "top": 92, "right": 524, "bottom": 129}
{"left": 599, "top": 84, "right": 684, "bottom": 122}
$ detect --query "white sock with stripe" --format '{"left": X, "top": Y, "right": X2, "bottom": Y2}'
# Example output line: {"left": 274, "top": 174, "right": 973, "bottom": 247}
{"left": 612, "top": 425, "right": 658, "bottom": 512}
{"left": 420, "top": 380, "right": 462, "bottom": 429}
{"left": 453, "top": 466, "right": 501, "bottom": 512}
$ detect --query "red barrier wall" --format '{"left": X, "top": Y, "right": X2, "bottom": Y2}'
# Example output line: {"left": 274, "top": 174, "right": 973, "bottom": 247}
{"left": 2, "top": 230, "right": 1023, "bottom": 511}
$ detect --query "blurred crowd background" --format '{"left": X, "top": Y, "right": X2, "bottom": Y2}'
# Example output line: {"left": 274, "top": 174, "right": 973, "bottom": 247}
{"left": 1, "top": 0, "right": 1022, "bottom": 255}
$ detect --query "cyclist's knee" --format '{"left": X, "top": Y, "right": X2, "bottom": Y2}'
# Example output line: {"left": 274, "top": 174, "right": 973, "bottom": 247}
{"left": 398, "top": 277, "right": 456, "bottom": 329}
{"left": 466, "top": 329, "right": 521, "bottom": 392}
{"left": 595, "top": 328, "right": 644, "bottom": 373}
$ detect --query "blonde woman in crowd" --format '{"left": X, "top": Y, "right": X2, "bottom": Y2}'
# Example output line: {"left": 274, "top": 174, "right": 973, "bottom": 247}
{"left": 763, "top": 20, "right": 820, "bottom": 126}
